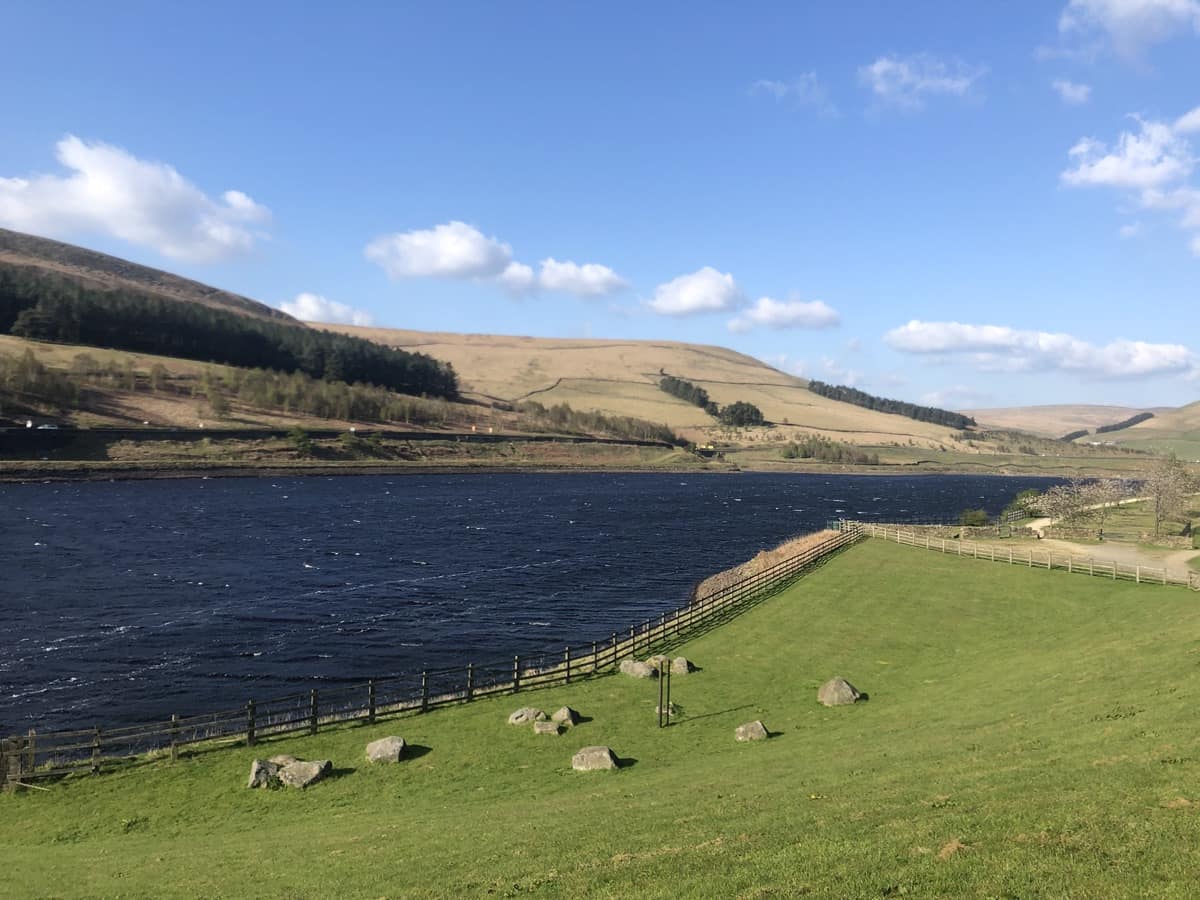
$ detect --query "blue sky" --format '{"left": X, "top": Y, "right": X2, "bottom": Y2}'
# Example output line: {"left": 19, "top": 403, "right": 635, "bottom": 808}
{"left": 2, "top": 1, "right": 1199, "bottom": 410}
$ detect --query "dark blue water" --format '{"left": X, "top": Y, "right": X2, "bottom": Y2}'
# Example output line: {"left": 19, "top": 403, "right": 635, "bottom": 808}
{"left": 0, "top": 472, "right": 1057, "bottom": 733}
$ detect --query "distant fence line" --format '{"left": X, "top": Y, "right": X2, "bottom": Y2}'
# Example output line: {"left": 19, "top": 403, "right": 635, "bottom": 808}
{"left": 843, "top": 521, "right": 1200, "bottom": 592}
{"left": 1, "top": 527, "right": 863, "bottom": 792}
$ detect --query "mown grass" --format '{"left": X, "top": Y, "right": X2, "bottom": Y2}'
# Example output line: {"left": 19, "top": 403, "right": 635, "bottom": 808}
{"left": 5, "top": 540, "right": 1200, "bottom": 897}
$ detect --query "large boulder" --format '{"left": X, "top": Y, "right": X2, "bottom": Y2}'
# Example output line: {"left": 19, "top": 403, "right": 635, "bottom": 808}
{"left": 619, "top": 658, "right": 657, "bottom": 679}
{"left": 533, "top": 721, "right": 560, "bottom": 736}
{"left": 572, "top": 745, "right": 619, "bottom": 771}
{"left": 267, "top": 754, "right": 300, "bottom": 767}
{"left": 671, "top": 657, "right": 695, "bottom": 675}
{"left": 278, "top": 759, "right": 332, "bottom": 789}
{"left": 551, "top": 706, "right": 580, "bottom": 727}
{"left": 365, "top": 736, "right": 407, "bottom": 763}
{"left": 246, "top": 759, "right": 280, "bottom": 789}
{"left": 735, "top": 720, "right": 769, "bottom": 742}
{"left": 645, "top": 654, "right": 671, "bottom": 671}
{"left": 817, "top": 677, "right": 862, "bottom": 707}
{"left": 507, "top": 707, "right": 547, "bottom": 725}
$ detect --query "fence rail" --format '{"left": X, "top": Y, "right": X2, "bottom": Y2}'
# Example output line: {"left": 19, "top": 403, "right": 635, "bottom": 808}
{"left": 845, "top": 521, "right": 1200, "bottom": 592}
{"left": 1, "top": 527, "right": 863, "bottom": 791}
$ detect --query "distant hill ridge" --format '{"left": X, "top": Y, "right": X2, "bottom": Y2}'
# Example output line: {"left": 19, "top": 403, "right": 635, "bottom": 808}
{"left": 0, "top": 228, "right": 292, "bottom": 324}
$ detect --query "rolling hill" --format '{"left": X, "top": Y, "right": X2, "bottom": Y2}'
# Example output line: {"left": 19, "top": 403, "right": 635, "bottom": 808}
{"left": 321, "top": 324, "right": 964, "bottom": 448}
{"left": 1080, "top": 400, "right": 1200, "bottom": 460}
{"left": 0, "top": 228, "right": 293, "bottom": 324}
{"left": 961, "top": 404, "right": 1152, "bottom": 438}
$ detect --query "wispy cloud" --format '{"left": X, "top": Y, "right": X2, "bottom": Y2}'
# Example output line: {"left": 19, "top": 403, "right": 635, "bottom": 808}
{"left": 858, "top": 53, "right": 986, "bottom": 111}
{"left": 0, "top": 136, "right": 270, "bottom": 262}
{"left": 1058, "top": 0, "right": 1200, "bottom": 59}
{"left": 1052, "top": 78, "right": 1092, "bottom": 104}
{"left": 1062, "top": 105, "right": 1200, "bottom": 254}
{"left": 886, "top": 319, "right": 1196, "bottom": 379}
{"left": 751, "top": 74, "right": 838, "bottom": 116}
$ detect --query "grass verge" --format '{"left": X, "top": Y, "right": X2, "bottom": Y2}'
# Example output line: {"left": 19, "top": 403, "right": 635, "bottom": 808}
{"left": 5, "top": 540, "right": 1200, "bottom": 897}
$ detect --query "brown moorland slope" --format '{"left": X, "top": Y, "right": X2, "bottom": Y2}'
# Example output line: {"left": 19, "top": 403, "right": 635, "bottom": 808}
{"left": 0, "top": 227, "right": 294, "bottom": 324}
{"left": 962, "top": 404, "right": 1152, "bottom": 437}
{"left": 320, "top": 324, "right": 963, "bottom": 446}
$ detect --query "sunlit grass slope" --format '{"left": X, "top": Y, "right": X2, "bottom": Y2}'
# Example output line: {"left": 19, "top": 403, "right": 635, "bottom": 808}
{"left": 6, "top": 540, "right": 1200, "bottom": 897}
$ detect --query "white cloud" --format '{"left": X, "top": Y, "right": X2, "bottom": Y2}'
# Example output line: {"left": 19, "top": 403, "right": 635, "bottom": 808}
{"left": 1052, "top": 79, "right": 1093, "bottom": 104}
{"left": 279, "top": 292, "right": 373, "bottom": 327}
{"left": 1062, "top": 108, "right": 1200, "bottom": 252}
{"left": 727, "top": 296, "right": 840, "bottom": 333}
{"left": 1119, "top": 220, "right": 1144, "bottom": 237}
{"left": 0, "top": 135, "right": 270, "bottom": 262}
{"left": 364, "top": 221, "right": 627, "bottom": 298}
{"left": 751, "top": 74, "right": 838, "bottom": 116}
{"left": 820, "top": 356, "right": 864, "bottom": 387}
{"left": 496, "top": 261, "right": 536, "bottom": 295}
{"left": 1059, "top": 0, "right": 1200, "bottom": 57}
{"left": 885, "top": 319, "right": 1196, "bottom": 378}
{"left": 921, "top": 386, "right": 993, "bottom": 408}
{"left": 537, "top": 258, "right": 628, "bottom": 297}
{"left": 858, "top": 53, "right": 986, "bottom": 110}
{"left": 648, "top": 267, "right": 742, "bottom": 316}
{"left": 1062, "top": 118, "right": 1192, "bottom": 189}
{"left": 365, "top": 221, "right": 513, "bottom": 280}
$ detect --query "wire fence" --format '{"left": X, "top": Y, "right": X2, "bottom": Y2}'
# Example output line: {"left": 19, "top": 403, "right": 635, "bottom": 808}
{"left": 843, "top": 521, "right": 1200, "bottom": 591}
{"left": 1, "top": 527, "right": 863, "bottom": 792}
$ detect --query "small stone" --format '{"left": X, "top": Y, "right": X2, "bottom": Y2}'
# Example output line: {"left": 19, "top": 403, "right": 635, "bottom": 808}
{"left": 246, "top": 759, "right": 280, "bottom": 789}
{"left": 817, "top": 677, "right": 862, "bottom": 707}
{"left": 533, "top": 721, "right": 560, "bottom": 735}
{"left": 670, "top": 657, "right": 695, "bottom": 675}
{"left": 278, "top": 759, "right": 332, "bottom": 788}
{"left": 572, "top": 745, "right": 619, "bottom": 771}
{"left": 508, "top": 707, "right": 547, "bottom": 725}
{"left": 365, "top": 736, "right": 407, "bottom": 763}
{"left": 619, "top": 658, "right": 657, "bottom": 679}
{"left": 550, "top": 706, "right": 579, "bottom": 727}
{"left": 735, "top": 721, "right": 769, "bottom": 742}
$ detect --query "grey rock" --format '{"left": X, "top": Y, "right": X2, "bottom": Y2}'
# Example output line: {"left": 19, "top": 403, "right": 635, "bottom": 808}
{"left": 550, "top": 706, "right": 579, "bottom": 727}
{"left": 619, "top": 658, "right": 658, "bottom": 679}
{"left": 267, "top": 754, "right": 301, "bottom": 766}
{"left": 533, "top": 721, "right": 560, "bottom": 735}
{"left": 670, "top": 657, "right": 695, "bottom": 675}
{"left": 571, "top": 745, "right": 619, "bottom": 771}
{"left": 645, "top": 654, "right": 671, "bottom": 671}
{"left": 507, "top": 707, "right": 547, "bottom": 725}
{"left": 365, "top": 736, "right": 407, "bottom": 763}
{"left": 735, "top": 720, "right": 769, "bottom": 742}
{"left": 246, "top": 758, "right": 280, "bottom": 789}
{"left": 817, "top": 677, "right": 862, "bottom": 707}
{"left": 278, "top": 759, "right": 332, "bottom": 788}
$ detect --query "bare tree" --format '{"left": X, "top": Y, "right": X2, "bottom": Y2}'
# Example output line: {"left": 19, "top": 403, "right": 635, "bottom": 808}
{"left": 1144, "top": 455, "right": 1195, "bottom": 538}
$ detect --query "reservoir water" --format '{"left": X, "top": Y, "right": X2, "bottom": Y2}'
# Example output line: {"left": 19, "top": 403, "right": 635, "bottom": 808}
{"left": 1, "top": 471, "right": 1057, "bottom": 733}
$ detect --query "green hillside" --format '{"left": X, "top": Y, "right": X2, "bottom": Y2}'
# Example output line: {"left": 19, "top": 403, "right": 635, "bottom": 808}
{"left": 6, "top": 539, "right": 1200, "bottom": 897}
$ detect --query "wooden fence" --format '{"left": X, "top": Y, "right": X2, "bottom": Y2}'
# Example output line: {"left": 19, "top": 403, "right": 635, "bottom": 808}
{"left": 844, "top": 521, "right": 1200, "bottom": 591}
{"left": 1, "top": 527, "right": 863, "bottom": 792}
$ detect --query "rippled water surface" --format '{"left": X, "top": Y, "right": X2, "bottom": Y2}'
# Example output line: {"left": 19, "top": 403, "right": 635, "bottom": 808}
{"left": 1, "top": 472, "right": 1058, "bottom": 732}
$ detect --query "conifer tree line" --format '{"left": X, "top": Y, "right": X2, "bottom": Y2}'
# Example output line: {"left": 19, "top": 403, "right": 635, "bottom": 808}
{"left": 806, "top": 380, "right": 975, "bottom": 430}
{"left": 781, "top": 434, "right": 880, "bottom": 465}
{"left": 658, "top": 375, "right": 764, "bottom": 426}
{"left": 0, "top": 264, "right": 458, "bottom": 399}
{"left": 1095, "top": 412, "right": 1154, "bottom": 434}
{"left": 516, "top": 400, "right": 682, "bottom": 445}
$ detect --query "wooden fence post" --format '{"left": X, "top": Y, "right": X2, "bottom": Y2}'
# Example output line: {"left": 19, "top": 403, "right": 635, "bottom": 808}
{"left": 25, "top": 729, "right": 35, "bottom": 775}
{"left": 91, "top": 726, "right": 101, "bottom": 775}
{"left": 512, "top": 656, "right": 520, "bottom": 693}
{"left": 629, "top": 625, "right": 636, "bottom": 657}
{"left": 466, "top": 664, "right": 475, "bottom": 701}
{"left": 591, "top": 640, "right": 598, "bottom": 672}
{"left": 564, "top": 647, "right": 571, "bottom": 685}
{"left": 1136, "top": 566, "right": 1141, "bottom": 584}
{"left": 367, "top": 679, "right": 376, "bottom": 724}
{"left": 246, "top": 700, "right": 256, "bottom": 748}
{"left": 1, "top": 740, "right": 11, "bottom": 794}
{"left": 309, "top": 689, "right": 318, "bottom": 735}
{"left": 420, "top": 671, "right": 429, "bottom": 712}
{"left": 170, "top": 714, "right": 179, "bottom": 762}
{"left": 611, "top": 632, "right": 618, "bottom": 668}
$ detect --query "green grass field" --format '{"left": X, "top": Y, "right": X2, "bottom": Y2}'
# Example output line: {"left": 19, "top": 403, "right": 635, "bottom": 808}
{"left": 6, "top": 540, "right": 1200, "bottom": 898}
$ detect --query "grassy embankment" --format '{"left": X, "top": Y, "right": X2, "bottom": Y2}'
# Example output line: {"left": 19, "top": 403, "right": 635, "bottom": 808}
{"left": 6, "top": 539, "right": 1200, "bottom": 897}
